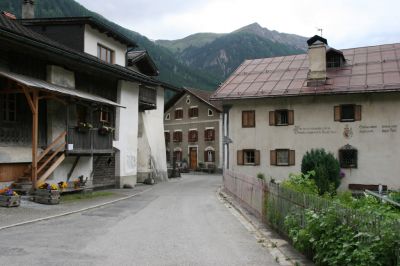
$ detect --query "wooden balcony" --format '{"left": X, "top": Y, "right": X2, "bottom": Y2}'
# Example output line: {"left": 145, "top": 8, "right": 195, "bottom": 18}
{"left": 66, "top": 127, "right": 113, "bottom": 155}
{"left": 139, "top": 85, "right": 157, "bottom": 111}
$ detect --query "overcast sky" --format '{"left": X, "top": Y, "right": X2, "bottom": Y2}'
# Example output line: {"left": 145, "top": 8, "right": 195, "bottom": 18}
{"left": 75, "top": 0, "right": 400, "bottom": 49}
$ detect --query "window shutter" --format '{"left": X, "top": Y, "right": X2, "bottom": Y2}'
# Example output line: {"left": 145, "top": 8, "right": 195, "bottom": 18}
{"left": 204, "top": 151, "right": 208, "bottom": 162}
{"left": 211, "top": 129, "right": 215, "bottom": 141}
{"left": 237, "top": 150, "right": 244, "bottom": 165}
{"left": 250, "top": 111, "right": 255, "bottom": 127}
{"left": 289, "top": 150, "right": 295, "bottom": 166}
{"left": 288, "top": 110, "right": 294, "bottom": 125}
{"left": 255, "top": 150, "right": 260, "bottom": 166}
{"left": 242, "top": 112, "right": 248, "bottom": 127}
{"left": 204, "top": 129, "right": 208, "bottom": 141}
{"left": 355, "top": 105, "right": 362, "bottom": 121}
{"left": 269, "top": 111, "right": 276, "bottom": 126}
{"left": 334, "top": 106, "right": 341, "bottom": 121}
{"left": 270, "top": 150, "right": 277, "bottom": 165}
{"left": 212, "top": 151, "right": 215, "bottom": 162}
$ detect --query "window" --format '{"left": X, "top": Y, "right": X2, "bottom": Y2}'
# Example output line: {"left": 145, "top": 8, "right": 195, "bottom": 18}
{"left": 208, "top": 109, "right": 214, "bottom": 116}
{"left": 327, "top": 52, "right": 343, "bottom": 68}
{"left": 166, "top": 150, "right": 170, "bottom": 163}
{"left": 174, "top": 109, "right": 183, "bottom": 119}
{"left": 242, "top": 110, "right": 255, "bottom": 128}
{"left": 237, "top": 149, "right": 260, "bottom": 165}
{"left": 165, "top": 113, "right": 170, "bottom": 120}
{"left": 189, "top": 107, "right": 199, "bottom": 118}
{"left": 269, "top": 110, "right": 294, "bottom": 126}
{"left": 186, "top": 97, "right": 191, "bottom": 104}
{"left": 205, "top": 149, "right": 215, "bottom": 162}
{"left": 204, "top": 128, "right": 215, "bottom": 141}
{"left": 173, "top": 150, "right": 182, "bottom": 162}
{"left": 100, "top": 107, "right": 110, "bottom": 123}
{"left": 188, "top": 130, "right": 198, "bottom": 142}
{"left": 270, "top": 149, "right": 295, "bottom": 166}
{"left": 97, "top": 44, "right": 114, "bottom": 64}
{"left": 164, "top": 131, "right": 170, "bottom": 143}
{"left": 334, "top": 105, "right": 361, "bottom": 122}
{"left": 0, "top": 94, "right": 16, "bottom": 122}
{"left": 173, "top": 131, "right": 182, "bottom": 142}
{"left": 339, "top": 145, "right": 358, "bottom": 168}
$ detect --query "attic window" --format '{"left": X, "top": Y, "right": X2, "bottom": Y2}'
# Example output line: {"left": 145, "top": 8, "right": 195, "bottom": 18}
{"left": 97, "top": 44, "right": 114, "bottom": 64}
{"left": 326, "top": 51, "right": 344, "bottom": 68}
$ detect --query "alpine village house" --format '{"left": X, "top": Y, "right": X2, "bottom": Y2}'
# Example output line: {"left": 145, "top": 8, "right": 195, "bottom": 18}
{"left": 211, "top": 35, "right": 400, "bottom": 191}
{"left": 164, "top": 88, "right": 222, "bottom": 172}
{"left": 0, "top": 1, "right": 177, "bottom": 192}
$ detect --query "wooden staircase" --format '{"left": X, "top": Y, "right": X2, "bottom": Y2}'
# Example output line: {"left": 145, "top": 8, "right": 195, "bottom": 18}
{"left": 12, "top": 131, "right": 66, "bottom": 194}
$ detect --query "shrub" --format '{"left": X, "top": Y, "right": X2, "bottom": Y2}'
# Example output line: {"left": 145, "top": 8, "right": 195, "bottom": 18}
{"left": 301, "top": 149, "right": 340, "bottom": 195}
{"left": 281, "top": 171, "right": 318, "bottom": 195}
{"left": 257, "top": 173, "right": 265, "bottom": 180}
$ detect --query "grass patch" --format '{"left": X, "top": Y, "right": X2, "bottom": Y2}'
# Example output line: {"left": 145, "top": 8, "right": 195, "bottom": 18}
{"left": 61, "top": 191, "right": 115, "bottom": 202}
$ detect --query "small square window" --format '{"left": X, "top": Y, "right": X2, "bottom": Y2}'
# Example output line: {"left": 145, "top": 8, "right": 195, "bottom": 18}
{"left": 100, "top": 108, "right": 110, "bottom": 123}
{"left": 242, "top": 110, "right": 255, "bottom": 128}
{"left": 244, "top": 150, "right": 255, "bottom": 164}
{"left": 208, "top": 109, "right": 214, "bottom": 116}
{"left": 276, "top": 150, "right": 289, "bottom": 166}
{"left": 189, "top": 107, "right": 198, "bottom": 118}
{"left": 174, "top": 109, "right": 183, "bottom": 119}
{"left": 341, "top": 105, "right": 355, "bottom": 121}
{"left": 165, "top": 113, "right": 170, "bottom": 120}
{"left": 276, "top": 110, "right": 288, "bottom": 125}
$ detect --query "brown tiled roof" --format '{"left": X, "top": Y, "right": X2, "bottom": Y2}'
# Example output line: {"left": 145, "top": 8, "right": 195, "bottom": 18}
{"left": 211, "top": 43, "right": 400, "bottom": 100}
{"left": 165, "top": 88, "right": 222, "bottom": 112}
{"left": 185, "top": 87, "right": 222, "bottom": 112}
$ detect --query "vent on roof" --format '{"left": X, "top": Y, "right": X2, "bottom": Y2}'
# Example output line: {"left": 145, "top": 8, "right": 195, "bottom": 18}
{"left": 307, "top": 35, "right": 327, "bottom": 85}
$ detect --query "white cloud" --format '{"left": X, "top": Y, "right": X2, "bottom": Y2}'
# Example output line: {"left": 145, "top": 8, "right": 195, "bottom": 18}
{"left": 75, "top": 0, "right": 400, "bottom": 48}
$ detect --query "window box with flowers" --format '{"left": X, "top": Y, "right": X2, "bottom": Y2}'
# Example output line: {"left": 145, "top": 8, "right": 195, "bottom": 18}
{"left": 34, "top": 183, "right": 60, "bottom": 205}
{"left": 98, "top": 125, "right": 115, "bottom": 136}
{"left": 0, "top": 188, "right": 20, "bottom": 207}
{"left": 76, "top": 122, "right": 93, "bottom": 133}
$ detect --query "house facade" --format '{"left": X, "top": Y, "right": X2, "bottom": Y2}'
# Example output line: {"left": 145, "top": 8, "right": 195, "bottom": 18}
{"left": 0, "top": 2, "right": 173, "bottom": 191}
{"left": 211, "top": 36, "right": 400, "bottom": 190}
{"left": 164, "top": 88, "right": 223, "bottom": 171}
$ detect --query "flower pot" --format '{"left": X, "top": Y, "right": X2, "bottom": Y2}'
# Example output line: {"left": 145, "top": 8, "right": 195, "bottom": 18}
{"left": 0, "top": 195, "right": 21, "bottom": 207}
{"left": 33, "top": 189, "right": 60, "bottom": 205}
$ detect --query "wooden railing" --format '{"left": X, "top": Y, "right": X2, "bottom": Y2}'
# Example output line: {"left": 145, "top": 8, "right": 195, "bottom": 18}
{"left": 67, "top": 127, "right": 113, "bottom": 154}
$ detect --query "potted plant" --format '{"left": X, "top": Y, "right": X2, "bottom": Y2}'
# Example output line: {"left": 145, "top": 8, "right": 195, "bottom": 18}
{"left": 98, "top": 125, "right": 115, "bottom": 135}
{"left": 34, "top": 183, "right": 60, "bottom": 205}
{"left": 76, "top": 122, "right": 93, "bottom": 133}
{"left": 0, "top": 188, "right": 20, "bottom": 207}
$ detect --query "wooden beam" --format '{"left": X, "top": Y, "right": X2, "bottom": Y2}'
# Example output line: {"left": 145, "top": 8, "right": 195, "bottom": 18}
{"left": 38, "top": 131, "right": 67, "bottom": 162}
{"left": 31, "top": 90, "right": 39, "bottom": 188}
{"left": 21, "top": 85, "right": 36, "bottom": 114}
{"left": 37, "top": 143, "right": 65, "bottom": 174}
{"left": 35, "top": 153, "right": 65, "bottom": 187}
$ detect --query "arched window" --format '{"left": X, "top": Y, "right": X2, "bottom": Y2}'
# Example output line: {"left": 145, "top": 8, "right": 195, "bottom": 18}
{"left": 204, "top": 147, "right": 215, "bottom": 162}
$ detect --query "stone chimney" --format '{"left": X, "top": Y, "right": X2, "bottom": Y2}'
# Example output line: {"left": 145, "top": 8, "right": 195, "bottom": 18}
{"left": 22, "top": 0, "right": 35, "bottom": 19}
{"left": 307, "top": 35, "right": 327, "bottom": 85}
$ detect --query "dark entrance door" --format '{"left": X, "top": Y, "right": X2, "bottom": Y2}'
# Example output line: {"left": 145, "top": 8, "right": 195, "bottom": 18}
{"left": 189, "top": 147, "right": 197, "bottom": 170}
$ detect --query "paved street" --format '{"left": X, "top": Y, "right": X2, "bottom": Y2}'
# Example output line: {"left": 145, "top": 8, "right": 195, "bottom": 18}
{"left": 0, "top": 174, "right": 279, "bottom": 266}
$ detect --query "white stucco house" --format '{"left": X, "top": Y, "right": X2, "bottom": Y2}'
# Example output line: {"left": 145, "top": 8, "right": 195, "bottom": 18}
{"left": 211, "top": 35, "right": 400, "bottom": 191}
{"left": 0, "top": 2, "right": 176, "bottom": 192}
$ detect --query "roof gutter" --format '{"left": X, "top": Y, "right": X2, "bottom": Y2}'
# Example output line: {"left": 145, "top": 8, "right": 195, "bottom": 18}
{"left": 0, "top": 27, "right": 159, "bottom": 86}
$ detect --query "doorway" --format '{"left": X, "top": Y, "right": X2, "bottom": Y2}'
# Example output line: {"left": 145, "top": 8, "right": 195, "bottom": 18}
{"left": 189, "top": 147, "right": 198, "bottom": 170}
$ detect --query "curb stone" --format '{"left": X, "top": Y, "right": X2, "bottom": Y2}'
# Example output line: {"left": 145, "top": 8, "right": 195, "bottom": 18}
{"left": 218, "top": 187, "right": 313, "bottom": 266}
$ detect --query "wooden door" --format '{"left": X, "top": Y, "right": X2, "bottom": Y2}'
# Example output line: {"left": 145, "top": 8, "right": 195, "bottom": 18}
{"left": 189, "top": 147, "right": 197, "bottom": 170}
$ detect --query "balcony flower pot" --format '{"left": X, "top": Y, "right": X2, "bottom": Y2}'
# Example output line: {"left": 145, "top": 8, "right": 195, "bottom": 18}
{"left": 98, "top": 125, "right": 115, "bottom": 136}
{"left": 0, "top": 188, "right": 20, "bottom": 207}
{"left": 76, "top": 122, "right": 93, "bottom": 133}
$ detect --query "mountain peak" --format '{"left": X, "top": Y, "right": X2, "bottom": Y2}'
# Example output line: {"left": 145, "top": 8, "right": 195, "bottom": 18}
{"left": 234, "top": 22, "right": 264, "bottom": 33}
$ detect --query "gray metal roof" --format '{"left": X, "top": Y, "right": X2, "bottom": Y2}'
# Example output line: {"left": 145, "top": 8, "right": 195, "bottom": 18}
{"left": 0, "top": 70, "right": 124, "bottom": 108}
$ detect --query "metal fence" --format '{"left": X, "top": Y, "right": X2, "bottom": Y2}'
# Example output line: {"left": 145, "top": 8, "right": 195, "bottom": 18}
{"left": 223, "top": 170, "right": 267, "bottom": 218}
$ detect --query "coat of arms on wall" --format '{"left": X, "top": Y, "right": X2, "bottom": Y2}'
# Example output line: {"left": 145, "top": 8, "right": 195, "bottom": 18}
{"left": 343, "top": 125, "right": 353, "bottom": 139}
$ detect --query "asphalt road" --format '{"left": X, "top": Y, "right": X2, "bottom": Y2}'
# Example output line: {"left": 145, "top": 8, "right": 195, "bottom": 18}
{"left": 0, "top": 174, "right": 279, "bottom": 266}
